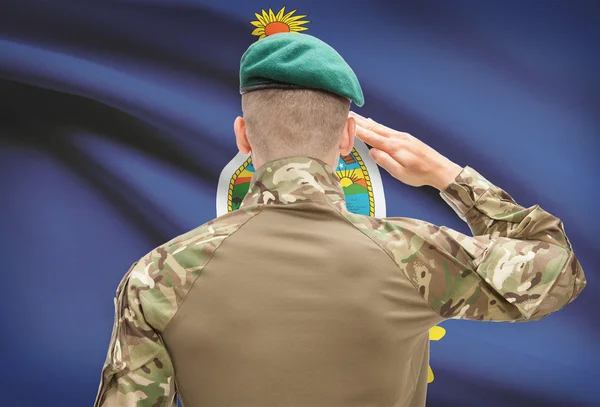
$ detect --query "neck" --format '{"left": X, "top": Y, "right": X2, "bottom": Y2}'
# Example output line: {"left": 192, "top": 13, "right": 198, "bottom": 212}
{"left": 252, "top": 151, "right": 338, "bottom": 172}
{"left": 239, "top": 155, "right": 347, "bottom": 213}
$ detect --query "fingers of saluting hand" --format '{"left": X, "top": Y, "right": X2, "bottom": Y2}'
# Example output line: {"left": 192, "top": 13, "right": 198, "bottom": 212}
{"left": 349, "top": 111, "right": 394, "bottom": 137}
{"left": 349, "top": 111, "right": 414, "bottom": 141}
{"left": 354, "top": 122, "right": 396, "bottom": 152}
{"left": 349, "top": 112, "right": 394, "bottom": 151}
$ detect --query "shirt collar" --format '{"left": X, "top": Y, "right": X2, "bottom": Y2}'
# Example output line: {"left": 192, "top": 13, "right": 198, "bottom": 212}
{"left": 239, "top": 155, "right": 347, "bottom": 212}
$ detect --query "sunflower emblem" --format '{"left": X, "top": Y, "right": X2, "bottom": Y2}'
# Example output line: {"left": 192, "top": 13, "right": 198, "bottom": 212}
{"left": 250, "top": 7, "right": 310, "bottom": 40}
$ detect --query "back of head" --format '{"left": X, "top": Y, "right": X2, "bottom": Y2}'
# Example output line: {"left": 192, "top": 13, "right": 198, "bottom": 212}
{"left": 239, "top": 32, "right": 363, "bottom": 164}
{"left": 242, "top": 88, "right": 350, "bottom": 162}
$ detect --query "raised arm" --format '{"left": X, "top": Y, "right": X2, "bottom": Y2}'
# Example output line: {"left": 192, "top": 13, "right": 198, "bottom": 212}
{"left": 427, "top": 165, "right": 584, "bottom": 321}
{"left": 349, "top": 111, "right": 586, "bottom": 322}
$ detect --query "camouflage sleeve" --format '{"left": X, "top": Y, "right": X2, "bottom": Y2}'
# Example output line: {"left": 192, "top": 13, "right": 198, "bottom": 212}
{"left": 94, "top": 261, "right": 177, "bottom": 407}
{"left": 368, "top": 166, "right": 586, "bottom": 322}
{"left": 421, "top": 165, "right": 586, "bottom": 321}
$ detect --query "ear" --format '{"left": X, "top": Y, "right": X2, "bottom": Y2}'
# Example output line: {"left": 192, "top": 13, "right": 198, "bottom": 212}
{"left": 339, "top": 116, "right": 356, "bottom": 156}
{"left": 234, "top": 116, "right": 251, "bottom": 155}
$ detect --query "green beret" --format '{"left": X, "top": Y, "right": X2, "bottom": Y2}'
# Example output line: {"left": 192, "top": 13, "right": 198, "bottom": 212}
{"left": 239, "top": 33, "right": 364, "bottom": 107}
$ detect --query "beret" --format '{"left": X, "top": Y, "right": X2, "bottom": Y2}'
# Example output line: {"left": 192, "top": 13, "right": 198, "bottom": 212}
{"left": 239, "top": 33, "right": 364, "bottom": 107}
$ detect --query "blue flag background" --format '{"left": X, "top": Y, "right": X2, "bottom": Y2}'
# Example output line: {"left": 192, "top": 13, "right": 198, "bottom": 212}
{"left": 0, "top": 1, "right": 598, "bottom": 406}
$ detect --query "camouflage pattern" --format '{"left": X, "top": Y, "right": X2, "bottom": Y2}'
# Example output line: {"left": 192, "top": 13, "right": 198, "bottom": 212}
{"left": 94, "top": 206, "right": 262, "bottom": 407}
{"left": 239, "top": 156, "right": 585, "bottom": 321}
{"left": 95, "top": 155, "right": 586, "bottom": 405}
{"left": 239, "top": 157, "right": 348, "bottom": 211}
{"left": 437, "top": 166, "right": 586, "bottom": 318}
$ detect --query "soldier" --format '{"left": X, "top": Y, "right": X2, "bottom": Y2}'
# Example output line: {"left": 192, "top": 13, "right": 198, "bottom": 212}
{"left": 94, "top": 32, "right": 587, "bottom": 407}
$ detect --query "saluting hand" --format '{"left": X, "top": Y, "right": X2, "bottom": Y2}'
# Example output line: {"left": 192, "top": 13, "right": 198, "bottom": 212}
{"left": 349, "top": 111, "right": 463, "bottom": 191}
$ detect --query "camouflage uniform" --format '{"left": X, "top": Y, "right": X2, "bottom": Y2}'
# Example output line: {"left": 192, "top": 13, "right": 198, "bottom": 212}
{"left": 94, "top": 156, "right": 586, "bottom": 407}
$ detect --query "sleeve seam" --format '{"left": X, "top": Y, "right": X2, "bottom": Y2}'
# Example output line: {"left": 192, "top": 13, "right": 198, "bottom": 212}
{"left": 158, "top": 205, "right": 265, "bottom": 334}
{"left": 328, "top": 204, "right": 446, "bottom": 323}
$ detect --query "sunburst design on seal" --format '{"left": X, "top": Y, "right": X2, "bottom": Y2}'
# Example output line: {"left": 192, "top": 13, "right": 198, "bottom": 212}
{"left": 250, "top": 7, "right": 310, "bottom": 40}
{"left": 227, "top": 148, "right": 375, "bottom": 216}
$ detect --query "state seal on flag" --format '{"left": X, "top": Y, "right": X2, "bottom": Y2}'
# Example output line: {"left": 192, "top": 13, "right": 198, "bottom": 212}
{"left": 216, "top": 139, "right": 386, "bottom": 218}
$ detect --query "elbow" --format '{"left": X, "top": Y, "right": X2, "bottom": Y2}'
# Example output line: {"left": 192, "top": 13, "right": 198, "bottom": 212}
{"left": 554, "top": 250, "right": 587, "bottom": 308}
{"left": 525, "top": 249, "right": 587, "bottom": 319}
{"left": 562, "top": 251, "right": 587, "bottom": 304}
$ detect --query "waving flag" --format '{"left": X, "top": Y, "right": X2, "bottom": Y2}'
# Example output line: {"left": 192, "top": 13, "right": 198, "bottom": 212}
{"left": 0, "top": 1, "right": 596, "bottom": 406}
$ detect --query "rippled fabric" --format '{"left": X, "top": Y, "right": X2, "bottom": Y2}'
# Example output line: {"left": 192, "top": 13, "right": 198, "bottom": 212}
{"left": 0, "top": 1, "right": 598, "bottom": 406}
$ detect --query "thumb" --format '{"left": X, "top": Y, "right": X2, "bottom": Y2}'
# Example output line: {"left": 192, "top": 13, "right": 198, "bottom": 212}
{"left": 370, "top": 148, "right": 405, "bottom": 179}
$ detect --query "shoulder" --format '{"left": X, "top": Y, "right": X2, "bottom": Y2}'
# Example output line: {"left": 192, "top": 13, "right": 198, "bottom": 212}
{"left": 160, "top": 205, "right": 262, "bottom": 258}
{"left": 340, "top": 210, "right": 431, "bottom": 246}
{"left": 126, "top": 205, "right": 263, "bottom": 330}
{"left": 341, "top": 211, "right": 482, "bottom": 256}
{"left": 339, "top": 211, "right": 484, "bottom": 273}
{"left": 337, "top": 211, "right": 417, "bottom": 264}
